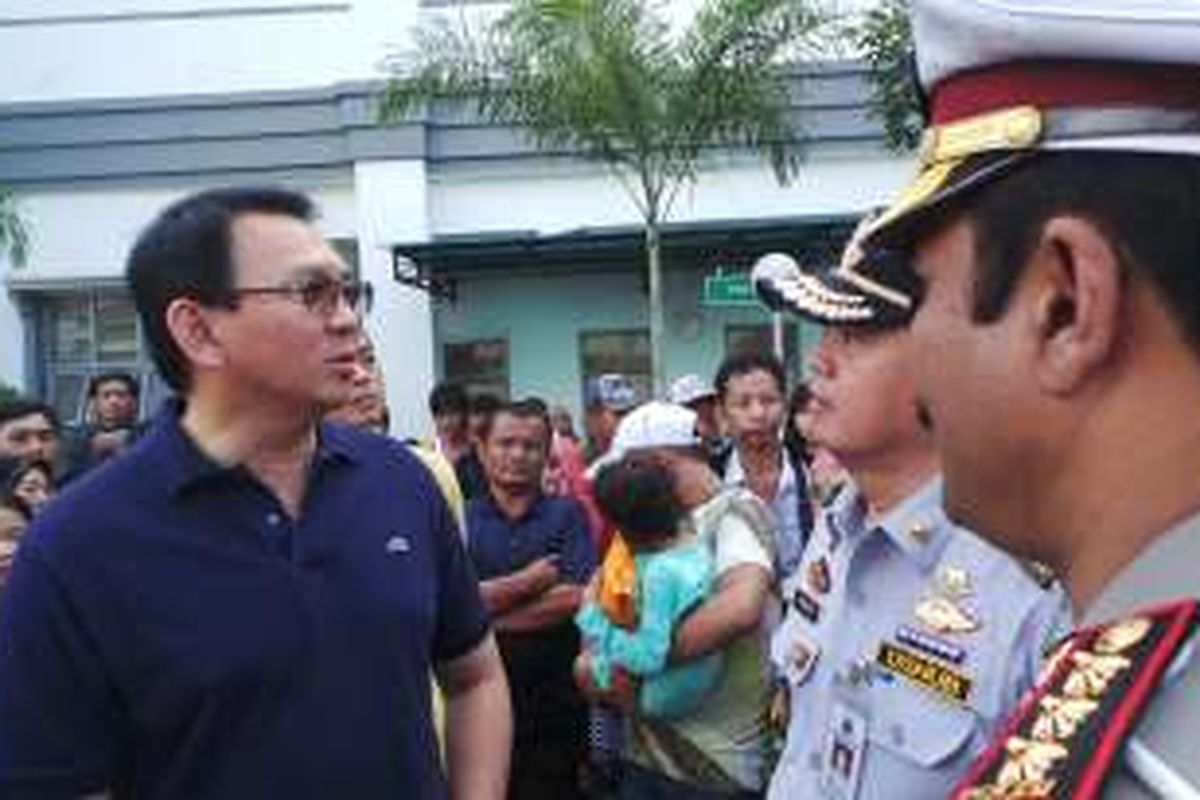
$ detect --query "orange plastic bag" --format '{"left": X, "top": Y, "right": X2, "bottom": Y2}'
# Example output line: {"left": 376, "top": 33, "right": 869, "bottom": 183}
{"left": 597, "top": 532, "right": 638, "bottom": 630}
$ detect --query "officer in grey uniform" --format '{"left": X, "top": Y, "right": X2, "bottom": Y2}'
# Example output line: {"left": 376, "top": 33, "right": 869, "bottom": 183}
{"left": 753, "top": 219, "right": 1070, "bottom": 800}
{"left": 838, "top": 2, "right": 1200, "bottom": 796}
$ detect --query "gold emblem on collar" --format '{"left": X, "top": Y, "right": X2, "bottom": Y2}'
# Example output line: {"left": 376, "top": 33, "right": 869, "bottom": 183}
{"left": 908, "top": 521, "right": 933, "bottom": 545}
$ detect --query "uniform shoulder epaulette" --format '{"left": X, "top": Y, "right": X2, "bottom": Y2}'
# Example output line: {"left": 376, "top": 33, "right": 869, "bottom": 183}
{"left": 951, "top": 598, "right": 1200, "bottom": 800}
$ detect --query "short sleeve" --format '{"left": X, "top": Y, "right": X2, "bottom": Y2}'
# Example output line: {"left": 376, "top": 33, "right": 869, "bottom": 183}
{"left": 429, "top": 480, "right": 491, "bottom": 664}
{"left": 0, "top": 544, "right": 120, "bottom": 796}
{"left": 712, "top": 512, "right": 772, "bottom": 577}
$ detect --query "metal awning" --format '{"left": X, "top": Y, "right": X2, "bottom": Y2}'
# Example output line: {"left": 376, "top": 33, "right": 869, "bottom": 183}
{"left": 391, "top": 214, "right": 856, "bottom": 300}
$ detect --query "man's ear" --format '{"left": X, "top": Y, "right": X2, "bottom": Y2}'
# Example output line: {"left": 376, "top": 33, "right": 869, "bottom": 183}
{"left": 1028, "top": 216, "right": 1123, "bottom": 395}
{"left": 164, "top": 298, "right": 228, "bottom": 375}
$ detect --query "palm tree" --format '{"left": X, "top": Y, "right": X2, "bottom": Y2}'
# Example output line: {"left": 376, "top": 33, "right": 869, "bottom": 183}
{"left": 848, "top": 0, "right": 920, "bottom": 152}
{"left": 0, "top": 184, "right": 29, "bottom": 267}
{"left": 380, "top": 0, "right": 828, "bottom": 394}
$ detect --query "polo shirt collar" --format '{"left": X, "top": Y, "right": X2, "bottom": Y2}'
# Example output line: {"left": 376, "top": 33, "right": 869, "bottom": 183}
{"left": 479, "top": 487, "right": 547, "bottom": 524}
{"left": 148, "top": 400, "right": 359, "bottom": 497}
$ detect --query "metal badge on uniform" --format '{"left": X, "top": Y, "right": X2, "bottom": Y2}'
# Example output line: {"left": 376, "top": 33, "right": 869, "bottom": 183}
{"left": 908, "top": 521, "right": 933, "bottom": 545}
{"left": 914, "top": 594, "right": 980, "bottom": 635}
{"left": 938, "top": 565, "right": 973, "bottom": 598}
{"left": 792, "top": 587, "right": 822, "bottom": 623}
{"left": 820, "top": 700, "right": 868, "bottom": 800}
{"left": 807, "top": 557, "right": 832, "bottom": 595}
{"left": 785, "top": 634, "right": 821, "bottom": 686}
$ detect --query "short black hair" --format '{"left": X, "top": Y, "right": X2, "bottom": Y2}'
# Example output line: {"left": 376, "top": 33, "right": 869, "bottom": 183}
{"left": 0, "top": 399, "right": 60, "bottom": 433}
{"left": 468, "top": 392, "right": 503, "bottom": 417}
{"left": 962, "top": 152, "right": 1200, "bottom": 356}
{"left": 428, "top": 381, "right": 469, "bottom": 416}
{"left": 714, "top": 351, "right": 787, "bottom": 400}
{"left": 126, "top": 186, "right": 316, "bottom": 392}
{"left": 87, "top": 371, "right": 140, "bottom": 399}
{"left": 593, "top": 454, "right": 683, "bottom": 546}
{"left": 481, "top": 397, "right": 551, "bottom": 446}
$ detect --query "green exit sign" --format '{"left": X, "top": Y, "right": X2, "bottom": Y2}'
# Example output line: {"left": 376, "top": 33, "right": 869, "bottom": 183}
{"left": 702, "top": 272, "right": 756, "bottom": 306}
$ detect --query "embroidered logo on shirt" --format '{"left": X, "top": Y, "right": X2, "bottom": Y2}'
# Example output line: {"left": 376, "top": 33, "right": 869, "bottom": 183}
{"left": 385, "top": 535, "right": 411, "bottom": 554}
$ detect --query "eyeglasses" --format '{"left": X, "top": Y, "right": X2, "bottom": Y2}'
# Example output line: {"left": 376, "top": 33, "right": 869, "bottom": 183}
{"left": 231, "top": 277, "right": 374, "bottom": 316}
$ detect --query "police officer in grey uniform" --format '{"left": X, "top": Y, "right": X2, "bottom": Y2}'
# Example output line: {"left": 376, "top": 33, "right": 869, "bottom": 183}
{"left": 753, "top": 219, "right": 1069, "bottom": 800}
{"left": 840, "top": 2, "right": 1200, "bottom": 796}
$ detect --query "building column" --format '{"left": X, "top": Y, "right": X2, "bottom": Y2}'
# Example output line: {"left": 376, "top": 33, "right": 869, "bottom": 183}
{"left": 353, "top": 159, "right": 436, "bottom": 440}
{"left": 0, "top": 256, "right": 26, "bottom": 392}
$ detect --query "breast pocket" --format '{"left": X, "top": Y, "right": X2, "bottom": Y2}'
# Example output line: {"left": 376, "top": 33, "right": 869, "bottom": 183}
{"left": 868, "top": 670, "right": 979, "bottom": 768}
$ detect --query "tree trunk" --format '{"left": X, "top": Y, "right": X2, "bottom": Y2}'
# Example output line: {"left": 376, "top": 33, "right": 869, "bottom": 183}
{"left": 645, "top": 220, "right": 666, "bottom": 398}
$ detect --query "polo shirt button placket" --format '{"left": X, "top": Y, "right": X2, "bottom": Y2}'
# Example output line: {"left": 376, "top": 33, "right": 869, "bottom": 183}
{"left": 264, "top": 511, "right": 293, "bottom": 558}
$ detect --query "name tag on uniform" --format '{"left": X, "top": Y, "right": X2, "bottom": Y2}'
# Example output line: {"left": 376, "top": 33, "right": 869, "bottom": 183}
{"left": 876, "top": 642, "right": 973, "bottom": 704}
{"left": 820, "top": 699, "right": 868, "bottom": 800}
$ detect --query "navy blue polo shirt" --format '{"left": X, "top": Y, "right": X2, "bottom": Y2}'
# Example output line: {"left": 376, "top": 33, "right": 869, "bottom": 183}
{"left": 466, "top": 491, "right": 596, "bottom": 586}
{"left": 0, "top": 405, "right": 489, "bottom": 799}
{"left": 466, "top": 491, "right": 595, "bottom": 742}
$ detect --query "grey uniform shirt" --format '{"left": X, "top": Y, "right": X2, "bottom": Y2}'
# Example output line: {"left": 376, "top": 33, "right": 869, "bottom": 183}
{"left": 1079, "top": 510, "right": 1200, "bottom": 799}
{"left": 767, "top": 477, "right": 1070, "bottom": 800}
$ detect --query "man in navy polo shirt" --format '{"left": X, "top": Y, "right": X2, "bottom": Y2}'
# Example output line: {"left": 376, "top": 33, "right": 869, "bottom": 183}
{"left": 467, "top": 398, "right": 596, "bottom": 799}
{"left": 0, "top": 186, "right": 511, "bottom": 799}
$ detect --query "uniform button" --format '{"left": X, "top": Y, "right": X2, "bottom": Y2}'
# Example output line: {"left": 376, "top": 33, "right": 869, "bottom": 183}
{"left": 266, "top": 512, "right": 282, "bottom": 526}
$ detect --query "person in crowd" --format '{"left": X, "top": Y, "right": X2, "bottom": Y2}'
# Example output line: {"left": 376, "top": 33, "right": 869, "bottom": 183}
{"left": 582, "top": 373, "right": 639, "bottom": 467}
{"left": 712, "top": 352, "right": 812, "bottom": 583}
{"left": 467, "top": 398, "right": 595, "bottom": 799}
{"left": 0, "top": 457, "right": 55, "bottom": 521}
{"left": 667, "top": 373, "right": 724, "bottom": 457}
{"left": 65, "top": 371, "right": 144, "bottom": 476}
{"left": 550, "top": 404, "right": 579, "bottom": 441}
{"left": 429, "top": 381, "right": 473, "bottom": 465}
{"left": 323, "top": 331, "right": 389, "bottom": 435}
{"left": 579, "top": 400, "right": 777, "bottom": 799}
{"left": 847, "top": 1, "right": 1200, "bottom": 794}
{"left": 0, "top": 400, "right": 63, "bottom": 480}
{"left": 577, "top": 449, "right": 721, "bottom": 719}
{"left": 754, "top": 212, "right": 1069, "bottom": 799}
{"left": 456, "top": 392, "right": 500, "bottom": 501}
{"left": 0, "top": 502, "right": 23, "bottom": 594}
{"left": 0, "top": 186, "right": 510, "bottom": 798}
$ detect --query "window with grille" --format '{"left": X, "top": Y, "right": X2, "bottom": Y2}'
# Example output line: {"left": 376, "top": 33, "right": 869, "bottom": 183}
{"left": 33, "top": 288, "right": 167, "bottom": 425}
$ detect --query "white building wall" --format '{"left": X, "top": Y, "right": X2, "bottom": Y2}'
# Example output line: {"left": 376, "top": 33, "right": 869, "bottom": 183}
{"left": 353, "top": 160, "right": 435, "bottom": 439}
{"left": 0, "top": 0, "right": 412, "bottom": 102}
{"left": 429, "top": 146, "right": 912, "bottom": 237}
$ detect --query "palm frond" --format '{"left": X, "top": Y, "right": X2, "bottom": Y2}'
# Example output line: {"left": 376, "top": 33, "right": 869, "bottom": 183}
{"left": 0, "top": 187, "right": 29, "bottom": 267}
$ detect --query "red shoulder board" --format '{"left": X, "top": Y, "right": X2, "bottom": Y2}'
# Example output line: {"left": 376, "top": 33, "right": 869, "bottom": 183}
{"left": 951, "top": 598, "right": 1199, "bottom": 800}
